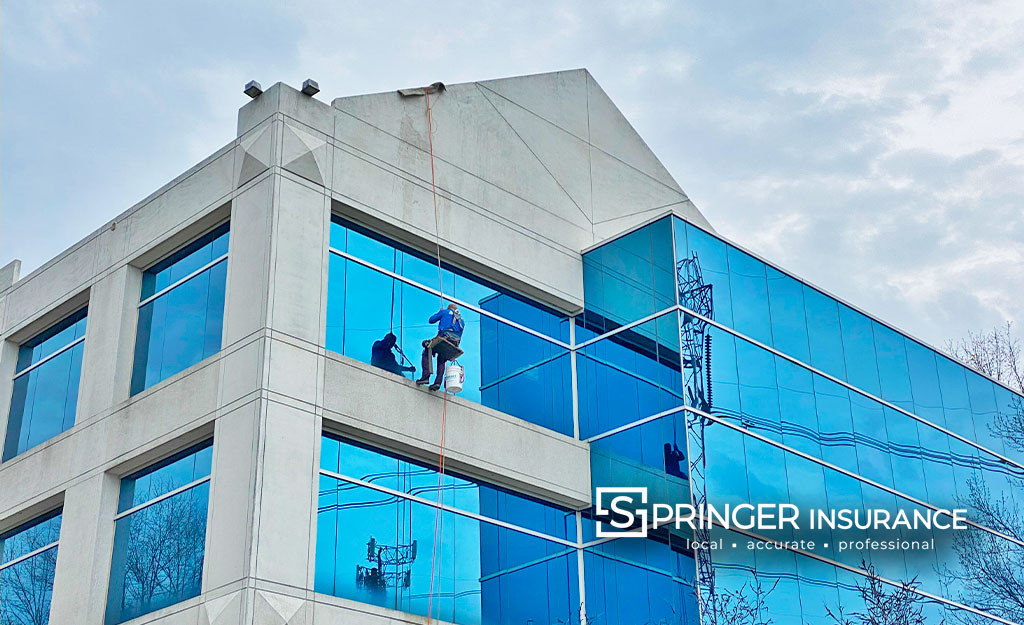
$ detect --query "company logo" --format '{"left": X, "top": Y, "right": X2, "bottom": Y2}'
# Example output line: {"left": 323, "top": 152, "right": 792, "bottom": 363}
{"left": 595, "top": 487, "right": 649, "bottom": 537}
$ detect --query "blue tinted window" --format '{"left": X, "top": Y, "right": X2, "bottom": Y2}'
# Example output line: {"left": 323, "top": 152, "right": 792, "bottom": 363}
{"left": 326, "top": 223, "right": 573, "bottom": 436}
{"left": 320, "top": 434, "right": 574, "bottom": 542}
{"left": 330, "top": 217, "right": 569, "bottom": 341}
{"left": 584, "top": 532, "right": 700, "bottom": 625}
{"left": 4, "top": 309, "right": 87, "bottom": 460}
{"left": 577, "top": 312, "right": 683, "bottom": 439}
{"left": 105, "top": 442, "right": 212, "bottom": 625}
{"left": 583, "top": 217, "right": 675, "bottom": 329}
{"left": 140, "top": 223, "right": 229, "bottom": 299}
{"left": 0, "top": 510, "right": 62, "bottom": 625}
{"left": 316, "top": 435, "right": 578, "bottom": 624}
{"left": 131, "top": 226, "right": 229, "bottom": 395}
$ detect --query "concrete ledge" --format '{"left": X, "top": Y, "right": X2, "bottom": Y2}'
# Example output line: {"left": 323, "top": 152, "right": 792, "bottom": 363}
{"left": 321, "top": 352, "right": 591, "bottom": 509}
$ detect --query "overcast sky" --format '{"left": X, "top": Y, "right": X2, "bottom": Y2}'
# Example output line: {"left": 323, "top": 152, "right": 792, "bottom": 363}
{"left": 2, "top": 1, "right": 1022, "bottom": 351}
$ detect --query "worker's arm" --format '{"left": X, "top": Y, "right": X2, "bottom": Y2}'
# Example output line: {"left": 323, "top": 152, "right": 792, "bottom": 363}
{"left": 428, "top": 309, "right": 444, "bottom": 324}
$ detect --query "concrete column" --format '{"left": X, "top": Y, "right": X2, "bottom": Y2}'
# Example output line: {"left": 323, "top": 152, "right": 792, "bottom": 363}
{"left": 202, "top": 402, "right": 260, "bottom": 594}
{"left": 252, "top": 400, "right": 318, "bottom": 591}
{"left": 49, "top": 472, "right": 120, "bottom": 625}
{"left": 0, "top": 340, "right": 18, "bottom": 458}
{"left": 266, "top": 176, "right": 329, "bottom": 347}
{"left": 77, "top": 265, "right": 142, "bottom": 419}
{"left": 222, "top": 174, "right": 275, "bottom": 348}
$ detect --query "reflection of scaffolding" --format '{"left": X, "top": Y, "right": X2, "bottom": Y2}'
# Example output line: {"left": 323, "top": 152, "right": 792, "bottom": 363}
{"left": 356, "top": 536, "right": 417, "bottom": 591}
{"left": 677, "top": 252, "right": 717, "bottom": 622}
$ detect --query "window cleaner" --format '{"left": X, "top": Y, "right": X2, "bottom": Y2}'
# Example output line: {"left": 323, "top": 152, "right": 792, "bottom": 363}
{"left": 416, "top": 303, "right": 465, "bottom": 391}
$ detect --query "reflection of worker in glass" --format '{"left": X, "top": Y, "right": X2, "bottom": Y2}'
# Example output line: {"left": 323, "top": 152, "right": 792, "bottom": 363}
{"left": 371, "top": 332, "right": 416, "bottom": 377}
{"left": 416, "top": 303, "right": 465, "bottom": 391}
{"left": 664, "top": 443, "right": 688, "bottom": 479}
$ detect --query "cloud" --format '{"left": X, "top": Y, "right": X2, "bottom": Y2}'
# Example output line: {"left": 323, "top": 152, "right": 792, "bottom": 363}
{"left": 1, "top": 1, "right": 1021, "bottom": 350}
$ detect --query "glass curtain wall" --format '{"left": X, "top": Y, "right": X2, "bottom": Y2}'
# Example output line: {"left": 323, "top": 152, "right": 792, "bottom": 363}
{"left": 3, "top": 309, "right": 87, "bottom": 460}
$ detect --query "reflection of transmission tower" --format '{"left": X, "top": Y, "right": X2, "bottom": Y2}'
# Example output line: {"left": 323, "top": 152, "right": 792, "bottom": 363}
{"left": 356, "top": 536, "right": 417, "bottom": 592}
{"left": 677, "top": 252, "right": 717, "bottom": 622}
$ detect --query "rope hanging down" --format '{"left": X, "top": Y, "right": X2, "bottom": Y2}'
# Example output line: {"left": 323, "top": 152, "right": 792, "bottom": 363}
{"left": 424, "top": 83, "right": 448, "bottom": 625}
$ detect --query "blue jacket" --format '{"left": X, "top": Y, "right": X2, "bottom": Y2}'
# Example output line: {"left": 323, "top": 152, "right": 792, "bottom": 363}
{"left": 429, "top": 308, "right": 465, "bottom": 337}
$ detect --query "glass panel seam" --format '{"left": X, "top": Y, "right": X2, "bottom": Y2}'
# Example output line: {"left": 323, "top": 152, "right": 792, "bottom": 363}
{"left": 584, "top": 406, "right": 686, "bottom": 443}
{"left": 13, "top": 336, "right": 86, "bottom": 380}
{"left": 329, "top": 247, "right": 571, "bottom": 349}
{"left": 678, "top": 217, "right": 1024, "bottom": 401}
{"left": 677, "top": 303, "right": 1024, "bottom": 473}
{"left": 477, "top": 547, "right": 577, "bottom": 582}
{"left": 138, "top": 254, "right": 228, "bottom": 307}
{"left": 478, "top": 352, "right": 567, "bottom": 391}
{"left": 0, "top": 541, "right": 59, "bottom": 572}
{"left": 573, "top": 305, "right": 678, "bottom": 350}
{"left": 113, "top": 475, "right": 211, "bottom": 520}
{"left": 319, "top": 468, "right": 579, "bottom": 548}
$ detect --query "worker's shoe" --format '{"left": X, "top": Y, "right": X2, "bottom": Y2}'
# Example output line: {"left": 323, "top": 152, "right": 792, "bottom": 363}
{"left": 429, "top": 383, "right": 442, "bottom": 391}
{"left": 415, "top": 377, "right": 430, "bottom": 386}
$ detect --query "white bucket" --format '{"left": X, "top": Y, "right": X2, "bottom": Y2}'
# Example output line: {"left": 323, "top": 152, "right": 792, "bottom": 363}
{"left": 444, "top": 363, "right": 464, "bottom": 393}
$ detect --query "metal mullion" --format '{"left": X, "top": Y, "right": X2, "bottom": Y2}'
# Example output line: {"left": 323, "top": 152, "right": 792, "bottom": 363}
{"left": 12, "top": 336, "right": 86, "bottom": 380}
{"left": 676, "top": 303, "right": 1024, "bottom": 475}
{"left": 477, "top": 351, "right": 567, "bottom": 392}
{"left": 478, "top": 546, "right": 578, "bottom": 582}
{"left": 573, "top": 306, "right": 678, "bottom": 351}
{"left": 584, "top": 406, "right": 686, "bottom": 443}
{"left": 0, "top": 541, "right": 59, "bottom": 572}
{"left": 320, "top": 469, "right": 577, "bottom": 549}
{"left": 138, "top": 254, "right": 228, "bottom": 308}
{"left": 329, "top": 247, "right": 572, "bottom": 349}
{"left": 113, "top": 476, "right": 211, "bottom": 521}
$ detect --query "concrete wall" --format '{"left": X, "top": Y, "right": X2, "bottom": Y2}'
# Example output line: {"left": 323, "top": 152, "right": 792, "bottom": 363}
{"left": 0, "top": 69, "right": 705, "bottom": 625}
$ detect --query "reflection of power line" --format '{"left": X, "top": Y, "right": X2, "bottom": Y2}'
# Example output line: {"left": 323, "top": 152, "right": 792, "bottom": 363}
{"left": 710, "top": 407, "right": 1024, "bottom": 479}
{"left": 677, "top": 251, "right": 716, "bottom": 622}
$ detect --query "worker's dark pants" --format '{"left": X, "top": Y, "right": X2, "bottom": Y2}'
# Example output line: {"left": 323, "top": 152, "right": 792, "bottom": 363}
{"left": 421, "top": 334, "right": 461, "bottom": 385}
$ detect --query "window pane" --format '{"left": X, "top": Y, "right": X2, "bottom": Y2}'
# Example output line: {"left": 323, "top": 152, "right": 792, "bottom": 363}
{"left": 325, "top": 253, "right": 573, "bottom": 435}
{"left": 330, "top": 216, "right": 568, "bottom": 342}
{"left": 140, "top": 223, "right": 229, "bottom": 299}
{"left": 117, "top": 441, "right": 213, "bottom": 513}
{"left": 105, "top": 483, "right": 210, "bottom": 625}
{"left": 315, "top": 477, "right": 577, "bottom": 625}
{"left": 320, "top": 434, "right": 575, "bottom": 542}
{"left": 15, "top": 308, "right": 88, "bottom": 372}
{"left": 583, "top": 217, "right": 675, "bottom": 330}
{"left": 1, "top": 545, "right": 58, "bottom": 625}
{"left": 4, "top": 319, "right": 86, "bottom": 461}
{"left": 577, "top": 312, "right": 683, "bottom": 439}
{"left": 131, "top": 258, "right": 227, "bottom": 395}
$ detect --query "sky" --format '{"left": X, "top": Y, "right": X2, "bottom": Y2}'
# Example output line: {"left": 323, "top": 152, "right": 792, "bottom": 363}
{"left": 2, "top": 1, "right": 1022, "bottom": 352}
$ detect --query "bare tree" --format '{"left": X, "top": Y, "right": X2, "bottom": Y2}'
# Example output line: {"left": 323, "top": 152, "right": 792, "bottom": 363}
{"left": 946, "top": 322, "right": 1023, "bottom": 394}
{"left": 940, "top": 476, "right": 1024, "bottom": 625}
{"left": 0, "top": 547, "right": 57, "bottom": 625}
{"left": 826, "top": 561, "right": 939, "bottom": 625}
{"left": 706, "top": 579, "right": 777, "bottom": 625}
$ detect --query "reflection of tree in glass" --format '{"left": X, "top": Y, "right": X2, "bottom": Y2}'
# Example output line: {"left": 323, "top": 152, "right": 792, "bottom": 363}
{"left": 704, "top": 579, "right": 776, "bottom": 625}
{"left": 942, "top": 325, "right": 1024, "bottom": 624}
{"left": 942, "top": 476, "right": 1024, "bottom": 625}
{"left": 826, "top": 562, "right": 938, "bottom": 625}
{"left": 117, "top": 480, "right": 205, "bottom": 617}
{"left": 1, "top": 547, "right": 57, "bottom": 625}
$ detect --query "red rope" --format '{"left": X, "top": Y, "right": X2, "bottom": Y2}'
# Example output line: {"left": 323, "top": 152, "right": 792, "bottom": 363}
{"left": 424, "top": 85, "right": 448, "bottom": 625}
